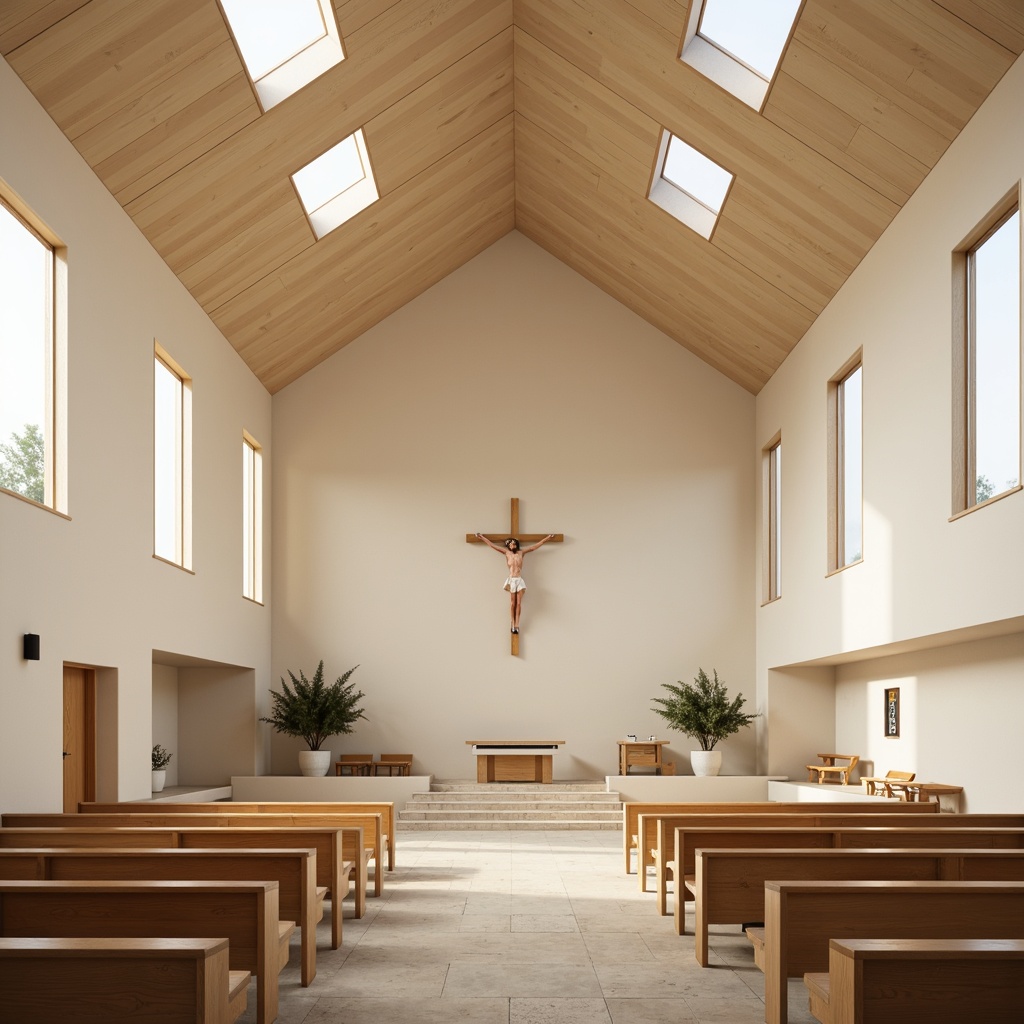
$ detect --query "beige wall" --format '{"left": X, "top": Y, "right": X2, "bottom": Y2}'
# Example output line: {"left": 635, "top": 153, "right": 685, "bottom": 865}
{"left": 271, "top": 232, "right": 757, "bottom": 779}
{"left": 755, "top": 53, "right": 1024, "bottom": 807}
{"left": 0, "top": 58, "right": 272, "bottom": 810}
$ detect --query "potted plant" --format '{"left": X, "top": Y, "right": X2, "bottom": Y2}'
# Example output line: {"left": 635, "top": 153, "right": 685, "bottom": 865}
{"left": 260, "top": 662, "right": 366, "bottom": 776}
{"left": 151, "top": 744, "right": 172, "bottom": 792}
{"left": 651, "top": 668, "right": 757, "bottom": 776}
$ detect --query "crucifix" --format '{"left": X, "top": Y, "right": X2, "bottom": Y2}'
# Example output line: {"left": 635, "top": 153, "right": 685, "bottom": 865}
{"left": 467, "top": 497, "right": 564, "bottom": 656}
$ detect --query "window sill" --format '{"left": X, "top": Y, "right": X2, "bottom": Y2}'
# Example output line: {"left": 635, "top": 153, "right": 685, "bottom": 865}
{"left": 0, "top": 485, "right": 70, "bottom": 519}
{"left": 825, "top": 556, "right": 864, "bottom": 579}
{"left": 152, "top": 554, "right": 195, "bottom": 575}
{"left": 949, "top": 483, "right": 1022, "bottom": 522}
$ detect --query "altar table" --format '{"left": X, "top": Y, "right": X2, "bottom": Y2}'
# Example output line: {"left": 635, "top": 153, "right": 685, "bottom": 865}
{"left": 467, "top": 740, "right": 565, "bottom": 784}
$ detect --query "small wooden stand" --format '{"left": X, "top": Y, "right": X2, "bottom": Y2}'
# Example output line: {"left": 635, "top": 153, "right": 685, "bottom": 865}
{"left": 617, "top": 739, "right": 668, "bottom": 775}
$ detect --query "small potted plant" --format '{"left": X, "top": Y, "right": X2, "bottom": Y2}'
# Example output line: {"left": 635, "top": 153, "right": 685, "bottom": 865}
{"left": 260, "top": 662, "right": 366, "bottom": 776}
{"left": 151, "top": 744, "right": 173, "bottom": 792}
{"left": 651, "top": 668, "right": 757, "bottom": 776}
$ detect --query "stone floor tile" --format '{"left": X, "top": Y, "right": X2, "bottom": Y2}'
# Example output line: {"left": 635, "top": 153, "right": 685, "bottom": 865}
{"left": 443, "top": 962, "right": 603, "bottom": 998}
{"left": 510, "top": 996, "right": 613, "bottom": 1024}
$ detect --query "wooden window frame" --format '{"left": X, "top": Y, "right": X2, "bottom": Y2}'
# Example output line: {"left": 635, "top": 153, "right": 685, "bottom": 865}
{"left": 242, "top": 430, "right": 263, "bottom": 604}
{"left": 0, "top": 190, "right": 68, "bottom": 516}
{"left": 827, "top": 352, "right": 863, "bottom": 574}
{"left": 761, "top": 432, "right": 782, "bottom": 604}
{"left": 153, "top": 343, "right": 193, "bottom": 572}
{"left": 951, "top": 185, "right": 1023, "bottom": 518}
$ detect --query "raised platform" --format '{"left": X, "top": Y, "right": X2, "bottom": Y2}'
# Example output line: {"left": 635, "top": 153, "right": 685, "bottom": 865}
{"left": 231, "top": 774, "right": 431, "bottom": 805}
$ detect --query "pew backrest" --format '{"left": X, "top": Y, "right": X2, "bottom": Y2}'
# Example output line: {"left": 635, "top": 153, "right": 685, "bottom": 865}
{"left": 0, "top": 878, "right": 282, "bottom": 1024}
{"left": 0, "top": 935, "right": 249, "bottom": 1024}
{"left": 763, "top": 880, "right": 1024, "bottom": 1024}
{"left": 623, "top": 799, "right": 937, "bottom": 874}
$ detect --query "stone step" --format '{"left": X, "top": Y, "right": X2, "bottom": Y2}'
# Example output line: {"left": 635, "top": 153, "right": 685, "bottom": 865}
{"left": 401, "top": 808, "right": 622, "bottom": 822}
{"left": 399, "top": 819, "right": 622, "bottom": 831}
{"left": 404, "top": 799, "right": 622, "bottom": 812}
{"left": 397, "top": 778, "right": 623, "bottom": 830}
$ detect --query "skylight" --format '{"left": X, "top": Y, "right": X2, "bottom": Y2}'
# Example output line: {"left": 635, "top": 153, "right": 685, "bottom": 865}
{"left": 681, "top": 0, "right": 802, "bottom": 110}
{"left": 648, "top": 131, "right": 733, "bottom": 239}
{"left": 292, "top": 130, "right": 379, "bottom": 238}
{"left": 220, "top": 0, "right": 344, "bottom": 110}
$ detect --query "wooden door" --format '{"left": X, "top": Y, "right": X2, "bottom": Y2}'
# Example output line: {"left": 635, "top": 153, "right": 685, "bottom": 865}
{"left": 62, "top": 666, "right": 96, "bottom": 812}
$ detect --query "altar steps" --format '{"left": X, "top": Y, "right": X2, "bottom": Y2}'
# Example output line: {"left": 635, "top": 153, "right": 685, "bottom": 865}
{"left": 398, "top": 780, "right": 622, "bottom": 830}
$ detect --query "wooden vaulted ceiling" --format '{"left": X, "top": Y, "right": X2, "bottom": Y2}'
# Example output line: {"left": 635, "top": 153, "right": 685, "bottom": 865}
{"left": 3, "top": 1, "right": 1023, "bottom": 394}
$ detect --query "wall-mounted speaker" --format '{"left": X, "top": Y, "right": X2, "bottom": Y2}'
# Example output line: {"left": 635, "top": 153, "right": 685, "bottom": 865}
{"left": 23, "top": 634, "right": 40, "bottom": 661}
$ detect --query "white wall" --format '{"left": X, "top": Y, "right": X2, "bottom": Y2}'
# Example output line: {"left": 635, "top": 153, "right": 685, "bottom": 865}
{"left": 755, "top": 53, "right": 1024, "bottom": 807}
{"left": 271, "top": 231, "right": 757, "bottom": 780}
{"left": 0, "top": 57, "right": 273, "bottom": 810}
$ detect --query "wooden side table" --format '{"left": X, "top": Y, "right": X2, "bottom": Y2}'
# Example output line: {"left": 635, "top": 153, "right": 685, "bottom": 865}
{"left": 617, "top": 739, "right": 667, "bottom": 775}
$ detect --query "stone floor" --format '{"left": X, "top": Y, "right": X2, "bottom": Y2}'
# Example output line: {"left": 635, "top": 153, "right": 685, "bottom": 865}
{"left": 245, "top": 829, "right": 816, "bottom": 1023}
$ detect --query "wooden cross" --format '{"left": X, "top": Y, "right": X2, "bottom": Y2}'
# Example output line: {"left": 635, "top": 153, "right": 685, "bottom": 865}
{"left": 467, "top": 497, "right": 564, "bottom": 656}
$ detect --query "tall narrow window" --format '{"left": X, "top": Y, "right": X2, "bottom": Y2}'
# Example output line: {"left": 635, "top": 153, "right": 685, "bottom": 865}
{"left": 154, "top": 345, "right": 192, "bottom": 570}
{"left": 828, "top": 357, "right": 863, "bottom": 572}
{"left": 242, "top": 431, "right": 263, "bottom": 603}
{"left": 762, "top": 434, "right": 782, "bottom": 602}
{"left": 954, "top": 200, "right": 1021, "bottom": 512}
{"left": 0, "top": 196, "right": 67, "bottom": 512}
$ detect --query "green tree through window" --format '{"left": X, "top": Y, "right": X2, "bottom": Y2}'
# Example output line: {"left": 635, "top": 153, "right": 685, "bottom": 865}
{"left": 0, "top": 423, "right": 44, "bottom": 503}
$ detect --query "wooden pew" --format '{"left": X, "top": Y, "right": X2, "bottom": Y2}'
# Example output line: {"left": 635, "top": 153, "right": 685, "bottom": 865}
{"left": 5, "top": 810, "right": 382, "bottom": 899}
{"left": 645, "top": 810, "right": 1024, "bottom": 909}
{"left": 0, "top": 879, "right": 288, "bottom": 1024}
{"left": 623, "top": 799, "right": 937, "bottom": 877}
{"left": 0, "top": 823, "right": 363, "bottom": 929}
{"left": 0, "top": 935, "right": 250, "bottom": 1024}
{"left": 0, "top": 846, "right": 320, "bottom": 988}
{"left": 759, "top": 880, "right": 1024, "bottom": 1024}
{"left": 687, "top": 845, "right": 1024, "bottom": 965}
{"left": 81, "top": 800, "right": 397, "bottom": 873}
{"left": 665, "top": 820, "right": 1024, "bottom": 918}
{"left": 805, "top": 937, "right": 1024, "bottom": 1024}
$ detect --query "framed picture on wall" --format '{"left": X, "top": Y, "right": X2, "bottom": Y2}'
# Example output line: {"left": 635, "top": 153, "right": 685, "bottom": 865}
{"left": 884, "top": 687, "right": 900, "bottom": 738}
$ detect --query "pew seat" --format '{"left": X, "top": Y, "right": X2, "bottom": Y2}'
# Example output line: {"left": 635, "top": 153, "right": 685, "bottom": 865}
{"left": 805, "top": 938, "right": 1024, "bottom": 1024}
{"left": 0, "top": 936, "right": 250, "bottom": 1024}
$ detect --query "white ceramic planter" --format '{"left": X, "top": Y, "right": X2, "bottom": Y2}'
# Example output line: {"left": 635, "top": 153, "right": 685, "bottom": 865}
{"left": 151, "top": 769, "right": 166, "bottom": 792}
{"left": 298, "top": 749, "right": 332, "bottom": 777}
{"left": 689, "top": 750, "right": 723, "bottom": 777}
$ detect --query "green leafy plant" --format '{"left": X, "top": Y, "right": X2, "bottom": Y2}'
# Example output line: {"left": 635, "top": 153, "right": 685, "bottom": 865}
{"left": 260, "top": 662, "right": 366, "bottom": 750}
{"left": 651, "top": 668, "right": 757, "bottom": 751}
{"left": 152, "top": 744, "right": 173, "bottom": 770}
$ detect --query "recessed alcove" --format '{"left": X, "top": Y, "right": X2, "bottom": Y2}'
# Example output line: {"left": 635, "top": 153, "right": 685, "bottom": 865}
{"left": 152, "top": 650, "right": 262, "bottom": 793}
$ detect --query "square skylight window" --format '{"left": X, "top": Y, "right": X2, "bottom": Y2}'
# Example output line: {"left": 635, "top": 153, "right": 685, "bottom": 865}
{"left": 648, "top": 131, "right": 733, "bottom": 239}
{"left": 292, "top": 129, "right": 379, "bottom": 238}
{"left": 220, "top": 0, "right": 344, "bottom": 110}
{"left": 681, "top": 0, "right": 803, "bottom": 110}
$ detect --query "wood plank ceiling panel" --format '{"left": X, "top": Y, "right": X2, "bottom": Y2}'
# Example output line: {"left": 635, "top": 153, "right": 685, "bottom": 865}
{"left": 216, "top": 117, "right": 516, "bottom": 393}
{"left": 2, "top": 0, "right": 1021, "bottom": 394}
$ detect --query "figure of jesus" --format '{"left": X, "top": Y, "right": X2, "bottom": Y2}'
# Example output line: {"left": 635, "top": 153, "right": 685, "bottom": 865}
{"left": 474, "top": 533, "right": 556, "bottom": 634}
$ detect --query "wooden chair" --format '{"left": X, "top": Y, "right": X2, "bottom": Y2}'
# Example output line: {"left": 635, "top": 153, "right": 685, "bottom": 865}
{"left": 805, "top": 753, "right": 859, "bottom": 784}
{"left": 861, "top": 769, "right": 916, "bottom": 797}
{"left": 334, "top": 754, "right": 373, "bottom": 776}
{"left": 373, "top": 754, "right": 413, "bottom": 776}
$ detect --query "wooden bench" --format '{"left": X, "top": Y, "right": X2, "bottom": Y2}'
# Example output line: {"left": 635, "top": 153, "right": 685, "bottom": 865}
{"left": 0, "top": 878, "right": 289, "bottom": 1024}
{"left": 0, "top": 845, "right": 321, "bottom": 988}
{"left": 81, "top": 798, "right": 397, "bottom": 873}
{"left": 645, "top": 807, "right": 994, "bottom": 909}
{"left": 7, "top": 809, "right": 384, "bottom": 899}
{"left": 0, "top": 822, "right": 364, "bottom": 927}
{"left": 624, "top": 799, "right": 936, "bottom": 878}
{"left": 686, "top": 845, "right": 1024, "bottom": 965}
{"left": 0, "top": 935, "right": 250, "bottom": 1024}
{"left": 335, "top": 754, "right": 373, "bottom": 776}
{"left": 806, "top": 753, "right": 859, "bottom": 785}
{"left": 805, "top": 937, "right": 1024, "bottom": 1024}
{"left": 860, "top": 769, "right": 916, "bottom": 797}
{"left": 372, "top": 753, "right": 413, "bottom": 776}
{"left": 757, "top": 880, "right": 1024, "bottom": 1024}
